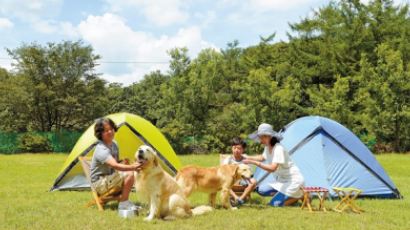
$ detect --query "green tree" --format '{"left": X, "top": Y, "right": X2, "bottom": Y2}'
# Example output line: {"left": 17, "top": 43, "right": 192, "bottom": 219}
{"left": 0, "top": 69, "right": 31, "bottom": 132}
{"left": 111, "top": 71, "right": 170, "bottom": 125}
{"left": 7, "top": 41, "right": 106, "bottom": 131}
{"left": 307, "top": 76, "right": 356, "bottom": 129}
{"left": 354, "top": 44, "right": 410, "bottom": 152}
{"left": 287, "top": 0, "right": 410, "bottom": 151}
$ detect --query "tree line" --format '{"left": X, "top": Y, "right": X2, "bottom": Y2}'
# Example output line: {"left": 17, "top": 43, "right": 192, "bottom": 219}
{"left": 0, "top": 0, "right": 409, "bottom": 153}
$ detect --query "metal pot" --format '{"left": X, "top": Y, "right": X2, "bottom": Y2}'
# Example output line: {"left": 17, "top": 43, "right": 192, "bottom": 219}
{"left": 118, "top": 209, "right": 138, "bottom": 218}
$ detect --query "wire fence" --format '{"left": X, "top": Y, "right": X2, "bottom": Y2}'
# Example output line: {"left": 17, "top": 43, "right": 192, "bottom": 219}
{"left": 0, "top": 130, "right": 82, "bottom": 154}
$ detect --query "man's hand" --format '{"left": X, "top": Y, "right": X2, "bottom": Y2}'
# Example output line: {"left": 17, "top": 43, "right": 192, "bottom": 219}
{"left": 118, "top": 158, "right": 130, "bottom": 164}
{"left": 133, "top": 162, "right": 146, "bottom": 171}
{"left": 106, "top": 157, "right": 144, "bottom": 171}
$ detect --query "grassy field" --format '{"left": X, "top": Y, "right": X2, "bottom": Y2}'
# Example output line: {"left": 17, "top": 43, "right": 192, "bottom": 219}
{"left": 0, "top": 153, "right": 409, "bottom": 230}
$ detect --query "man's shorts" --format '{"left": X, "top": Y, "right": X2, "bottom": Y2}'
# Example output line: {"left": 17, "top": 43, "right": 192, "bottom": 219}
{"left": 92, "top": 171, "right": 128, "bottom": 195}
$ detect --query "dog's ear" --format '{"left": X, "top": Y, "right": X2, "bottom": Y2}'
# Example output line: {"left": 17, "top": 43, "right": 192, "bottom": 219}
{"left": 232, "top": 165, "right": 239, "bottom": 177}
{"left": 153, "top": 155, "right": 159, "bottom": 167}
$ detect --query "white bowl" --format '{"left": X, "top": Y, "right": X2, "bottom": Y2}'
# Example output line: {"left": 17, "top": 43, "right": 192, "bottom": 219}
{"left": 118, "top": 209, "right": 138, "bottom": 218}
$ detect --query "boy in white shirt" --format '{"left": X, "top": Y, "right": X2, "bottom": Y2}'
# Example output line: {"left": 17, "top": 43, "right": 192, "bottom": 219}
{"left": 223, "top": 137, "right": 257, "bottom": 206}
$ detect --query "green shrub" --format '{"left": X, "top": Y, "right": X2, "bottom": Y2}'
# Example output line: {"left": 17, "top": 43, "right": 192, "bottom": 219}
{"left": 181, "top": 136, "right": 209, "bottom": 154}
{"left": 18, "top": 133, "right": 52, "bottom": 153}
{"left": 359, "top": 132, "right": 377, "bottom": 152}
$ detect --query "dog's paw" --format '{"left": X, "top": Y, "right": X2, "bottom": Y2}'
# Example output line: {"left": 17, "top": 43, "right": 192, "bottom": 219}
{"left": 230, "top": 207, "right": 238, "bottom": 210}
{"left": 144, "top": 216, "right": 154, "bottom": 222}
{"left": 163, "top": 215, "right": 176, "bottom": 221}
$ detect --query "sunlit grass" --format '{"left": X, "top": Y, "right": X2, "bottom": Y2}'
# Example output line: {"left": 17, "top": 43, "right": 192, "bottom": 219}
{"left": 0, "top": 153, "right": 409, "bottom": 229}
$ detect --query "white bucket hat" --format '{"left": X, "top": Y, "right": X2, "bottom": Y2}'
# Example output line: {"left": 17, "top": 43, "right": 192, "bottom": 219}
{"left": 249, "top": 123, "right": 283, "bottom": 142}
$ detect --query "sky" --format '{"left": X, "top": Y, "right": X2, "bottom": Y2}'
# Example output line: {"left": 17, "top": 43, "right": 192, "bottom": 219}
{"left": 0, "top": 0, "right": 408, "bottom": 85}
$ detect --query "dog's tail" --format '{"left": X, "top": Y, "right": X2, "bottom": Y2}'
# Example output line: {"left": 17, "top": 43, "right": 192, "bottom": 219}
{"left": 191, "top": 205, "right": 213, "bottom": 216}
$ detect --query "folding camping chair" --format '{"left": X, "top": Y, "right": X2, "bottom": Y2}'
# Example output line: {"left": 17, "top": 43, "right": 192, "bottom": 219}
{"left": 333, "top": 187, "right": 364, "bottom": 213}
{"left": 78, "top": 156, "right": 122, "bottom": 211}
{"left": 219, "top": 154, "right": 251, "bottom": 201}
{"left": 300, "top": 186, "right": 329, "bottom": 212}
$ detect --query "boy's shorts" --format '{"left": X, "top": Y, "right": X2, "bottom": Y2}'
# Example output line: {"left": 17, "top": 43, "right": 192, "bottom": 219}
{"left": 239, "top": 179, "right": 250, "bottom": 186}
{"left": 92, "top": 171, "right": 127, "bottom": 195}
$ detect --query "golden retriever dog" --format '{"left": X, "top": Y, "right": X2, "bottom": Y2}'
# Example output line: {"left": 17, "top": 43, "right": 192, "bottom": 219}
{"left": 176, "top": 164, "right": 253, "bottom": 209}
{"left": 134, "top": 145, "right": 212, "bottom": 221}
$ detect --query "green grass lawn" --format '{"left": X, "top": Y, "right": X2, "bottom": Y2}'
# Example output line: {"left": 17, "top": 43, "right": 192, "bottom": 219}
{"left": 0, "top": 153, "right": 409, "bottom": 230}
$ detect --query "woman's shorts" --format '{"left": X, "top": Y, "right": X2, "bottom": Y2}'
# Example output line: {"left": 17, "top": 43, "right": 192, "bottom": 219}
{"left": 92, "top": 171, "right": 127, "bottom": 195}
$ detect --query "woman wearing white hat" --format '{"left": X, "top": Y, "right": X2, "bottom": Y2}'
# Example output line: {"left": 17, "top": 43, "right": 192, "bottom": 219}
{"left": 243, "top": 123, "right": 304, "bottom": 207}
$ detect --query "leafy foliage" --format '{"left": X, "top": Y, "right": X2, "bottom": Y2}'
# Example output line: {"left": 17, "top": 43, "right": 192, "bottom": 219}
{"left": 5, "top": 41, "right": 106, "bottom": 131}
{"left": 0, "top": 0, "right": 409, "bottom": 154}
{"left": 17, "top": 133, "right": 52, "bottom": 153}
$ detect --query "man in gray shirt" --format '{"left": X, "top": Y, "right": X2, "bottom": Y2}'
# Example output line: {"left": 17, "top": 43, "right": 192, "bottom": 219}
{"left": 90, "top": 118, "right": 142, "bottom": 211}
{"left": 91, "top": 140, "right": 119, "bottom": 183}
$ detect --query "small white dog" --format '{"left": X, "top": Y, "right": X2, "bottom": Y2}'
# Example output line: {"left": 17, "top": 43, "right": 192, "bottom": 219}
{"left": 134, "top": 145, "right": 212, "bottom": 221}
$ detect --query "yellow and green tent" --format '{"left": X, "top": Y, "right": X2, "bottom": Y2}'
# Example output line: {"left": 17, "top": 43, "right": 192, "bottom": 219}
{"left": 50, "top": 112, "right": 181, "bottom": 191}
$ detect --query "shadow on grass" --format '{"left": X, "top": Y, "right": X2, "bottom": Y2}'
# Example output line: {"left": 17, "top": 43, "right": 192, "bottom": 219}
{"left": 238, "top": 195, "right": 304, "bottom": 210}
{"left": 100, "top": 201, "right": 147, "bottom": 211}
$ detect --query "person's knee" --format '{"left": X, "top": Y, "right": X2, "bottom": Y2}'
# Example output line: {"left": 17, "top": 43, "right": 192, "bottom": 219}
{"left": 126, "top": 171, "right": 134, "bottom": 178}
{"left": 256, "top": 185, "right": 276, "bottom": 196}
{"left": 246, "top": 183, "right": 256, "bottom": 190}
{"left": 246, "top": 178, "right": 255, "bottom": 187}
{"left": 124, "top": 172, "right": 134, "bottom": 184}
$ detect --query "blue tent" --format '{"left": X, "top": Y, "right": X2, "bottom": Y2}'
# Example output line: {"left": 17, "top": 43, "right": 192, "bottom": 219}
{"left": 253, "top": 116, "right": 401, "bottom": 198}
